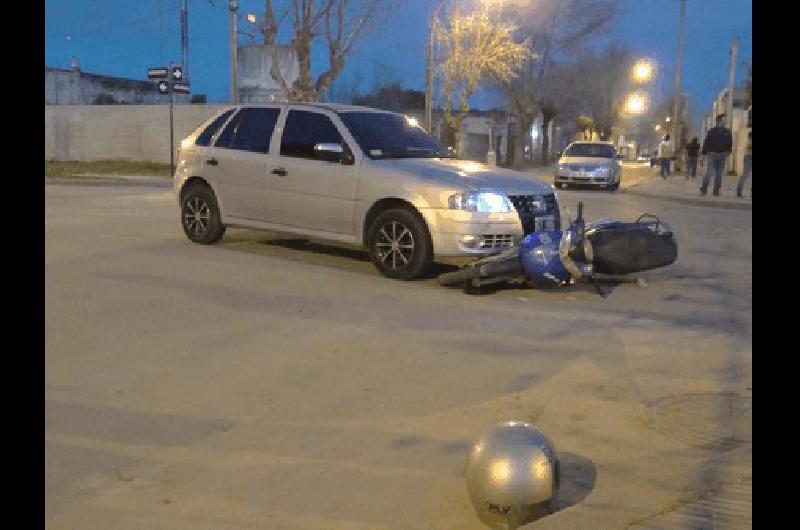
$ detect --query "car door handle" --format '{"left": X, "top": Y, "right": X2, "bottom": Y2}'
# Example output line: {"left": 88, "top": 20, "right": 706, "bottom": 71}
{"left": 271, "top": 167, "right": 288, "bottom": 176}
{"left": 206, "top": 158, "right": 218, "bottom": 166}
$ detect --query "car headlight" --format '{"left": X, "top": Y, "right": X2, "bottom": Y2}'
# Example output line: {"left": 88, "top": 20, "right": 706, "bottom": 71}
{"left": 448, "top": 192, "right": 513, "bottom": 213}
{"left": 557, "top": 163, "right": 567, "bottom": 173}
{"left": 595, "top": 166, "right": 610, "bottom": 176}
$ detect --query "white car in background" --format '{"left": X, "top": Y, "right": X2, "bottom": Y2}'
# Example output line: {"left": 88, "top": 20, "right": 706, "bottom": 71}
{"left": 174, "top": 103, "right": 560, "bottom": 280}
{"left": 554, "top": 141, "right": 622, "bottom": 191}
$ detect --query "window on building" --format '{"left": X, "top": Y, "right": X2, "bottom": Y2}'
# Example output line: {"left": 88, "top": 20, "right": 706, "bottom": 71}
{"left": 280, "top": 110, "right": 344, "bottom": 161}
{"left": 196, "top": 109, "right": 235, "bottom": 147}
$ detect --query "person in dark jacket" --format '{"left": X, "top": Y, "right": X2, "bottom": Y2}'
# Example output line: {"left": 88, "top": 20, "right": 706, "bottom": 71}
{"left": 700, "top": 114, "right": 733, "bottom": 196}
{"left": 685, "top": 137, "right": 700, "bottom": 179}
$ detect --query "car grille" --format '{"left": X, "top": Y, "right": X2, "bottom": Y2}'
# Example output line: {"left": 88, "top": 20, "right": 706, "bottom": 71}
{"left": 507, "top": 194, "right": 559, "bottom": 235}
{"left": 480, "top": 234, "right": 514, "bottom": 249}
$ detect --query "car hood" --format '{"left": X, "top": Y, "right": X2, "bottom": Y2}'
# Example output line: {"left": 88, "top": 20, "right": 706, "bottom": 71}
{"left": 559, "top": 157, "right": 615, "bottom": 166}
{"left": 380, "top": 158, "right": 553, "bottom": 195}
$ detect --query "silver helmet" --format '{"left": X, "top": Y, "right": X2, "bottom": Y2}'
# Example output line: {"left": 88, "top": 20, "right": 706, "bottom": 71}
{"left": 465, "top": 421, "right": 560, "bottom": 529}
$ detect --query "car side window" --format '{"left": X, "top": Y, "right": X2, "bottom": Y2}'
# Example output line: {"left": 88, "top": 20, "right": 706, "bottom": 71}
{"left": 195, "top": 109, "right": 234, "bottom": 146}
{"left": 214, "top": 108, "right": 280, "bottom": 154}
{"left": 280, "top": 110, "right": 344, "bottom": 161}
{"left": 214, "top": 109, "right": 243, "bottom": 148}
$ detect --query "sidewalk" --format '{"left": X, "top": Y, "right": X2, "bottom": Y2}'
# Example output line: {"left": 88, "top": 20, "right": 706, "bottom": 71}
{"left": 624, "top": 163, "right": 752, "bottom": 211}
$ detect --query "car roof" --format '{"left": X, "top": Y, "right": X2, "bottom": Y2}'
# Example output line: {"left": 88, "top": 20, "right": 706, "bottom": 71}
{"left": 568, "top": 140, "right": 614, "bottom": 146}
{"left": 227, "top": 102, "right": 399, "bottom": 115}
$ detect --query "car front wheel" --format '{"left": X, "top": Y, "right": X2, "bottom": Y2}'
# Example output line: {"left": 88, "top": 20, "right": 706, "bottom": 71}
{"left": 181, "top": 184, "right": 226, "bottom": 244}
{"left": 368, "top": 208, "right": 433, "bottom": 280}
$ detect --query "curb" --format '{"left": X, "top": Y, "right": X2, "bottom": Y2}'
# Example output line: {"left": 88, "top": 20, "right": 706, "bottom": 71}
{"left": 45, "top": 177, "right": 172, "bottom": 188}
{"left": 623, "top": 185, "right": 752, "bottom": 211}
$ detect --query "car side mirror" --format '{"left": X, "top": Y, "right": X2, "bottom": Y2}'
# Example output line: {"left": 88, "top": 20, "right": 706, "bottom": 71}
{"left": 314, "top": 142, "right": 344, "bottom": 163}
{"left": 555, "top": 151, "right": 562, "bottom": 159}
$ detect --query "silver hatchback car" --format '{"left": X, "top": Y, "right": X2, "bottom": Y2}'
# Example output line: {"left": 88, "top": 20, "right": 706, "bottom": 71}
{"left": 174, "top": 103, "right": 560, "bottom": 280}
{"left": 554, "top": 141, "right": 622, "bottom": 190}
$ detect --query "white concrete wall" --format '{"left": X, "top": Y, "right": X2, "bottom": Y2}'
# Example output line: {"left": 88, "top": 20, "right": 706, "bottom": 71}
{"left": 45, "top": 104, "right": 229, "bottom": 163}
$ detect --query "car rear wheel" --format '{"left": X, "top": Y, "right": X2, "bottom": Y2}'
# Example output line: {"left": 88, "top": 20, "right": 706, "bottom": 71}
{"left": 367, "top": 208, "right": 433, "bottom": 280}
{"left": 181, "top": 184, "right": 226, "bottom": 244}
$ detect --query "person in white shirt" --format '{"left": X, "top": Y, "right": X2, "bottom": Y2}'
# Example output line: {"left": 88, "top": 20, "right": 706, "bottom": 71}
{"left": 657, "top": 134, "right": 675, "bottom": 178}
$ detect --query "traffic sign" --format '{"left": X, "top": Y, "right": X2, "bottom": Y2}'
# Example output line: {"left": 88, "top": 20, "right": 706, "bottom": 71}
{"left": 157, "top": 81, "right": 169, "bottom": 94}
{"left": 172, "top": 67, "right": 183, "bottom": 81}
{"left": 148, "top": 67, "right": 169, "bottom": 80}
{"left": 173, "top": 82, "right": 191, "bottom": 94}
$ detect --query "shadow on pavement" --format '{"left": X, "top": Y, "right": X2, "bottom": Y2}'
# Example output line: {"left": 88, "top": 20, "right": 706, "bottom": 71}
{"left": 554, "top": 452, "right": 597, "bottom": 512}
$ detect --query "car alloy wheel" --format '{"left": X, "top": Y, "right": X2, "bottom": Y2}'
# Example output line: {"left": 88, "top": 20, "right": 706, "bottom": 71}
{"left": 184, "top": 196, "right": 211, "bottom": 238}
{"left": 368, "top": 207, "right": 433, "bottom": 280}
{"left": 375, "top": 220, "right": 415, "bottom": 271}
{"left": 180, "top": 183, "right": 226, "bottom": 244}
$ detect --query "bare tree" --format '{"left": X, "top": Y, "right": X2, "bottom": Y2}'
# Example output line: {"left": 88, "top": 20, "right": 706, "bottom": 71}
{"left": 259, "top": 0, "right": 393, "bottom": 102}
{"left": 496, "top": 0, "right": 619, "bottom": 165}
{"left": 575, "top": 43, "right": 632, "bottom": 140}
{"left": 435, "top": 8, "right": 530, "bottom": 148}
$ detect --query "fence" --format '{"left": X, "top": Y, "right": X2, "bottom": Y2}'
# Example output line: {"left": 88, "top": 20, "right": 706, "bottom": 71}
{"left": 45, "top": 104, "right": 229, "bottom": 163}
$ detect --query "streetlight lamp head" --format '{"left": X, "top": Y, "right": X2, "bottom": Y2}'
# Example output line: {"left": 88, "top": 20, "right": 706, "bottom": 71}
{"left": 665, "top": 116, "right": 671, "bottom": 122}
{"left": 632, "top": 59, "right": 654, "bottom": 83}
{"left": 623, "top": 92, "right": 648, "bottom": 116}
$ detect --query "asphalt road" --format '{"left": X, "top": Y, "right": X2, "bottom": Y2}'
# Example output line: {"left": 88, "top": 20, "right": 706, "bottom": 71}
{"left": 45, "top": 176, "right": 752, "bottom": 529}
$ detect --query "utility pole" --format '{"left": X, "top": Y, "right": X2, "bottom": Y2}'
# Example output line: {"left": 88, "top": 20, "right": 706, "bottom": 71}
{"left": 170, "top": 63, "right": 175, "bottom": 176}
{"left": 671, "top": 0, "right": 686, "bottom": 171}
{"left": 425, "top": 0, "right": 447, "bottom": 134}
{"left": 727, "top": 35, "right": 739, "bottom": 173}
{"left": 181, "top": 0, "right": 189, "bottom": 83}
{"left": 229, "top": 0, "right": 239, "bottom": 104}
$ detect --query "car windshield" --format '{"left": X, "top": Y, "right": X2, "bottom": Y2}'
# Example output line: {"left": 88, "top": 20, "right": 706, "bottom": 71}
{"left": 564, "top": 144, "right": 615, "bottom": 158}
{"left": 338, "top": 112, "right": 452, "bottom": 159}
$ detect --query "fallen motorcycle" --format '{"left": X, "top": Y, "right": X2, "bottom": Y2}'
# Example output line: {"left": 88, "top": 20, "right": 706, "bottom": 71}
{"left": 437, "top": 202, "right": 677, "bottom": 296}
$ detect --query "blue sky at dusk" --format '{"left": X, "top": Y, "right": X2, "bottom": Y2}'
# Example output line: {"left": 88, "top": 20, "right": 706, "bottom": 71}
{"left": 45, "top": 0, "right": 751, "bottom": 126}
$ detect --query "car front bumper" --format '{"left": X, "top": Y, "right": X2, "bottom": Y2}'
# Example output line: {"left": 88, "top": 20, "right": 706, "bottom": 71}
{"left": 419, "top": 208, "right": 558, "bottom": 257}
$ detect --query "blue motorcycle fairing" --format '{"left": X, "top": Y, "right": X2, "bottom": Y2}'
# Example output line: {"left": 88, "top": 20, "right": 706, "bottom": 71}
{"left": 519, "top": 230, "right": 571, "bottom": 287}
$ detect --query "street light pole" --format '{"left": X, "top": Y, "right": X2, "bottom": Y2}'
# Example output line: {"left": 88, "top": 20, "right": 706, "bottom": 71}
{"left": 229, "top": 0, "right": 239, "bottom": 104}
{"left": 672, "top": 0, "right": 686, "bottom": 170}
{"left": 425, "top": 0, "right": 447, "bottom": 134}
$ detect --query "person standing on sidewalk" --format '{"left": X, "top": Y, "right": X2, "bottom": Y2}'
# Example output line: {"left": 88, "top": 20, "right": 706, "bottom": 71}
{"left": 700, "top": 114, "right": 733, "bottom": 196}
{"left": 685, "top": 137, "right": 700, "bottom": 179}
{"left": 737, "top": 130, "right": 752, "bottom": 198}
{"left": 657, "top": 135, "right": 674, "bottom": 178}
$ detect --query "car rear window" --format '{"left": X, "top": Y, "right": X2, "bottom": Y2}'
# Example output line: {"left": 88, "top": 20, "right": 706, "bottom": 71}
{"left": 215, "top": 108, "right": 281, "bottom": 154}
{"left": 195, "top": 109, "right": 235, "bottom": 147}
